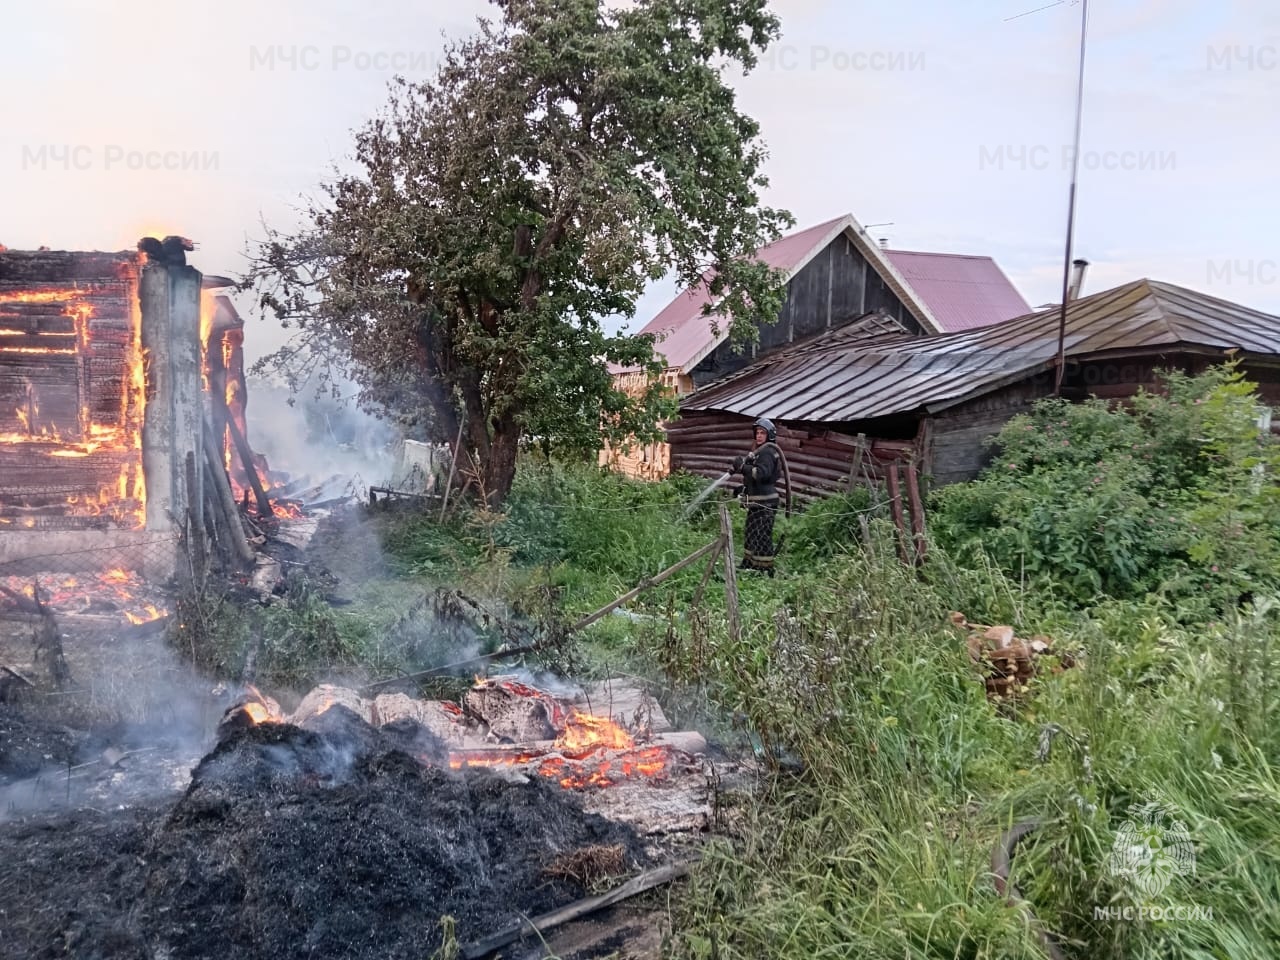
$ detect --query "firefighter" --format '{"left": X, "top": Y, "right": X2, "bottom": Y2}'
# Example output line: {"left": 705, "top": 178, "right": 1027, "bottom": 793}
{"left": 730, "top": 417, "right": 782, "bottom": 575}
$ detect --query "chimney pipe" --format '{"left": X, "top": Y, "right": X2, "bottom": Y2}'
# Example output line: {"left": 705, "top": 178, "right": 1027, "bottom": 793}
{"left": 1067, "top": 258, "right": 1089, "bottom": 301}
{"left": 878, "top": 238, "right": 889, "bottom": 249}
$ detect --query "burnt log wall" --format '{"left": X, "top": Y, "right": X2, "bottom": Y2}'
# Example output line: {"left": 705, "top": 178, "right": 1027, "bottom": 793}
{"left": 0, "top": 250, "right": 203, "bottom": 580}
{"left": 0, "top": 252, "right": 138, "bottom": 440}
{"left": 0, "top": 252, "right": 142, "bottom": 523}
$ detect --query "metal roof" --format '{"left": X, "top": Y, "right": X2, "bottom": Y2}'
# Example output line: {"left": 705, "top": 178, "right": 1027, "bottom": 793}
{"left": 681, "top": 279, "right": 1280, "bottom": 422}
{"left": 624, "top": 214, "right": 944, "bottom": 374}
{"left": 883, "top": 249, "right": 1031, "bottom": 332}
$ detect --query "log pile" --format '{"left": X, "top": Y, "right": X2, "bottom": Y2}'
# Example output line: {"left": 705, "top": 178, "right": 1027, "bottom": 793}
{"left": 950, "top": 612, "right": 1072, "bottom": 700}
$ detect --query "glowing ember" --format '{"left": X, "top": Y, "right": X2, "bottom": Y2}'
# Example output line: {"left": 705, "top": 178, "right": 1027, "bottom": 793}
{"left": 241, "top": 701, "right": 275, "bottom": 724}
{"left": 0, "top": 283, "right": 147, "bottom": 528}
{"left": 0, "top": 568, "right": 168, "bottom": 625}
{"left": 123, "top": 604, "right": 164, "bottom": 625}
{"left": 446, "top": 694, "right": 675, "bottom": 790}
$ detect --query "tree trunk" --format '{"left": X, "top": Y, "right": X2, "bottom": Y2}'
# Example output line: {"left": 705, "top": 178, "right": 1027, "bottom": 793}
{"left": 484, "top": 416, "right": 520, "bottom": 507}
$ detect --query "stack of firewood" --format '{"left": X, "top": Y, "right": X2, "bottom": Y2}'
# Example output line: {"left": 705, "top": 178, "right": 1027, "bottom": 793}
{"left": 949, "top": 612, "right": 1068, "bottom": 700}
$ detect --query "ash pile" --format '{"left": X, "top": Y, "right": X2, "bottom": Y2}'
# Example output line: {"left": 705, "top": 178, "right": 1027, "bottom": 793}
{"left": 0, "top": 689, "right": 653, "bottom": 959}
{"left": 225, "top": 673, "right": 717, "bottom": 836}
{"left": 0, "top": 673, "right": 727, "bottom": 958}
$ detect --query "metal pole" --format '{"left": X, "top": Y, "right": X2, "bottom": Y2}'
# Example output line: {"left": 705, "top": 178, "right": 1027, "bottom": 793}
{"left": 1054, "top": 0, "right": 1090, "bottom": 397}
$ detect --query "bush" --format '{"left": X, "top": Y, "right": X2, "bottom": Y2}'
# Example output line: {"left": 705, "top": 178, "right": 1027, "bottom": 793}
{"left": 493, "top": 461, "right": 719, "bottom": 606}
{"left": 930, "top": 365, "right": 1279, "bottom": 612}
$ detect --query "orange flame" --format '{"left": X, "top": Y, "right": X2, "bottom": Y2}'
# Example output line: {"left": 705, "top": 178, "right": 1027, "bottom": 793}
{"left": 0, "top": 281, "right": 146, "bottom": 527}
{"left": 554, "top": 711, "right": 635, "bottom": 755}
{"left": 241, "top": 702, "right": 275, "bottom": 724}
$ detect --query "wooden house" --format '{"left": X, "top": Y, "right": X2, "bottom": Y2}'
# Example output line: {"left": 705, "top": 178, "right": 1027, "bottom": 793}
{"left": 602, "top": 214, "right": 1030, "bottom": 479}
{"left": 671, "top": 279, "right": 1280, "bottom": 502}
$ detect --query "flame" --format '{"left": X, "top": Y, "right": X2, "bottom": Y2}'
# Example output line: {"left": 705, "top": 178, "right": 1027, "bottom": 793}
{"left": 0, "top": 290, "right": 79, "bottom": 305}
{"left": 0, "top": 568, "right": 167, "bottom": 625}
{"left": 241, "top": 702, "right": 275, "bottom": 724}
{"left": 444, "top": 700, "right": 672, "bottom": 790}
{"left": 0, "top": 281, "right": 146, "bottom": 528}
{"left": 123, "top": 604, "right": 164, "bottom": 624}
{"left": 554, "top": 710, "right": 635, "bottom": 754}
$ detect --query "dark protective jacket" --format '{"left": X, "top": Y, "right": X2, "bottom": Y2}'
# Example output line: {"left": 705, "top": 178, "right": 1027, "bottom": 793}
{"left": 740, "top": 441, "right": 782, "bottom": 500}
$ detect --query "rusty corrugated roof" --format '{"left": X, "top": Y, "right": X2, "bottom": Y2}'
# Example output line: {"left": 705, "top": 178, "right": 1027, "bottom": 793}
{"left": 680, "top": 279, "right": 1280, "bottom": 422}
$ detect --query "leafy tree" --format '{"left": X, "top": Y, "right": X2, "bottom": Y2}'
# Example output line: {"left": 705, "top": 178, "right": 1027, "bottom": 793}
{"left": 245, "top": 0, "right": 793, "bottom": 504}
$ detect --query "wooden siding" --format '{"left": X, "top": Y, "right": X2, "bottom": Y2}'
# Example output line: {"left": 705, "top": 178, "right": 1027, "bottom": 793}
{"left": 928, "top": 355, "right": 1280, "bottom": 485}
{"left": 599, "top": 368, "right": 690, "bottom": 480}
{"left": 688, "top": 234, "right": 922, "bottom": 387}
{"left": 928, "top": 384, "right": 1041, "bottom": 486}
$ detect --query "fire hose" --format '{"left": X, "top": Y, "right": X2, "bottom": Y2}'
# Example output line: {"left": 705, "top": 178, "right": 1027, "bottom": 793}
{"left": 776, "top": 442, "right": 793, "bottom": 518}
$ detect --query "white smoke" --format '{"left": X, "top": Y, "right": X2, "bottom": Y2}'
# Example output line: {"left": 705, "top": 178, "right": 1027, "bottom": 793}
{"left": 243, "top": 376, "right": 403, "bottom": 495}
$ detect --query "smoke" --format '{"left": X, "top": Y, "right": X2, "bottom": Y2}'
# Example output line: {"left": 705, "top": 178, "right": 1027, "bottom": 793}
{"left": 244, "top": 376, "right": 403, "bottom": 494}
{"left": 497, "top": 667, "right": 584, "bottom": 699}
{"left": 0, "top": 631, "right": 232, "bottom": 820}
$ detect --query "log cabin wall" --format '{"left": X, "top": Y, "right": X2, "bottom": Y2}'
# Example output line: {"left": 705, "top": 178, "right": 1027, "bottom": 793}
{"left": 668, "top": 354, "right": 1280, "bottom": 502}
{"left": 666, "top": 409, "right": 921, "bottom": 505}
{"left": 0, "top": 252, "right": 142, "bottom": 519}
{"left": 0, "top": 249, "right": 202, "bottom": 579}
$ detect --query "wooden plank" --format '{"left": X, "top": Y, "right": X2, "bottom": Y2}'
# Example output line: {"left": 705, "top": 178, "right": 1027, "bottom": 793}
{"left": 226, "top": 416, "right": 273, "bottom": 518}
{"left": 202, "top": 414, "right": 256, "bottom": 565}
{"left": 569, "top": 538, "right": 722, "bottom": 633}
{"left": 459, "top": 861, "right": 697, "bottom": 960}
{"left": 885, "top": 462, "right": 910, "bottom": 564}
{"left": 905, "top": 459, "right": 927, "bottom": 564}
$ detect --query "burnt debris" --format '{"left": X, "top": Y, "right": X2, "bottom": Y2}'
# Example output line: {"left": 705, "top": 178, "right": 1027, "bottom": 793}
{"left": 0, "top": 701, "right": 648, "bottom": 960}
{"left": 136, "top": 234, "right": 195, "bottom": 267}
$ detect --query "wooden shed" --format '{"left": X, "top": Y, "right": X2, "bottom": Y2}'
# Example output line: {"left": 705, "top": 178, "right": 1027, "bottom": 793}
{"left": 673, "top": 279, "right": 1280, "bottom": 501}
{"left": 602, "top": 213, "right": 1029, "bottom": 479}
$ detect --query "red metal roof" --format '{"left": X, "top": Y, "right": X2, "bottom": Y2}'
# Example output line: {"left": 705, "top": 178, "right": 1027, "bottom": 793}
{"left": 681, "top": 279, "right": 1280, "bottom": 423}
{"left": 883, "top": 249, "right": 1031, "bottom": 332}
{"left": 622, "top": 215, "right": 942, "bottom": 373}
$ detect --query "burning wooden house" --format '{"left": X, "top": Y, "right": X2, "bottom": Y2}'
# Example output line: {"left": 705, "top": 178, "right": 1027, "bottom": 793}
{"left": 0, "top": 241, "right": 266, "bottom": 619}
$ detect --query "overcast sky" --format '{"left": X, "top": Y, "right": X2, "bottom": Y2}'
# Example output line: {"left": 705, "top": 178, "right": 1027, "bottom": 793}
{"left": 2, "top": 0, "right": 1277, "bottom": 364}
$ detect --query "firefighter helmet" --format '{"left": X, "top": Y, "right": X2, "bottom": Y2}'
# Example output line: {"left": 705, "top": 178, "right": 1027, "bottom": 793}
{"left": 753, "top": 417, "right": 776, "bottom": 442}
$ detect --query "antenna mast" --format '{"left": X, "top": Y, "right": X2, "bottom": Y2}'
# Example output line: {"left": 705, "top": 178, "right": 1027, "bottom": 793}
{"left": 1054, "top": 0, "right": 1090, "bottom": 396}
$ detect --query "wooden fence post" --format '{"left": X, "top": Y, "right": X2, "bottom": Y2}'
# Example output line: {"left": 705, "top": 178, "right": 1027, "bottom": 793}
{"left": 905, "top": 459, "right": 928, "bottom": 564}
{"left": 719, "top": 503, "right": 741, "bottom": 644}
{"left": 885, "top": 461, "right": 911, "bottom": 565}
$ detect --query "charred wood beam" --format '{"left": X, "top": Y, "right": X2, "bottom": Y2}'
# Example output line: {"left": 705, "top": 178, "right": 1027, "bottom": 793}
{"left": 225, "top": 416, "right": 273, "bottom": 518}
{"left": 459, "top": 859, "right": 698, "bottom": 960}
{"left": 0, "top": 582, "right": 43, "bottom": 616}
{"left": 202, "top": 415, "right": 255, "bottom": 565}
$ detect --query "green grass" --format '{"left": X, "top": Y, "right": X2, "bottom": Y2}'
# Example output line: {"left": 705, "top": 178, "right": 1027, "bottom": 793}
{"left": 187, "top": 442, "right": 1279, "bottom": 958}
